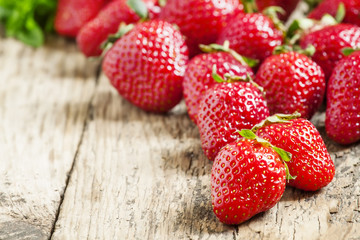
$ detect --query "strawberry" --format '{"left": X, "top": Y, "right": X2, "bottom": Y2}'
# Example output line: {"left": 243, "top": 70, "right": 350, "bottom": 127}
{"left": 254, "top": 114, "right": 335, "bottom": 191}
{"left": 217, "top": 12, "right": 283, "bottom": 62}
{"left": 102, "top": 20, "right": 189, "bottom": 113}
{"left": 158, "top": 0, "right": 241, "bottom": 57}
{"left": 54, "top": 0, "right": 108, "bottom": 37}
{"left": 255, "top": 51, "right": 325, "bottom": 119}
{"left": 255, "top": 0, "right": 300, "bottom": 20}
{"left": 326, "top": 49, "right": 360, "bottom": 144}
{"left": 183, "top": 44, "right": 255, "bottom": 124}
{"left": 197, "top": 76, "right": 270, "bottom": 161}
{"left": 211, "top": 135, "right": 287, "bottom": 225}
{"left": 308, "top": 0, "right": 360, "bottom": 26}
{"left": 77, "top": 0, "right": 160, "bottom": 57}
{"left": 300, "top": 23, "right": 360, "bottom": 79}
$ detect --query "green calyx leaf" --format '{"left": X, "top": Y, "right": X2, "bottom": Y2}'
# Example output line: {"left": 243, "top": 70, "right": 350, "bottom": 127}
{"left": 212, "top": 65, "right": 225, "bottom": 83}
{"left": 320, "top": 14, "right": 338, "bottom": 26}
{"left": 212, "top": 66, "right": 264, "bottom": 94}
{"left": 239, "top": 129, "right": 295, "bottom": 180}
{"left": 342, "top": 47, "right": 360, "bottom": 56}
{"left": 303, "top": 0, "right": 322, "bottom": 12}
{"left": 200, "top": 41, "right": 259, "bottom": 68}
{"left": 242, "top": 0, "right": 258, "bottom": 14}
{"left": 285, "top": 18, "right": 315, "bottom": 45}
{"left": 263, "top": 6, "right": 286, "bottom": 33}
{"left": 158, "top": 0, "right": 167, "bottom": 7}
{"left": 251, "top": 112, "right": 301, "bottom": 133}
{"left": 101, "top": 23, "right": 135, "bottom": 56}
{"left": 335, "top": 2, "right": 345, "bottom": 23}
{"left": 127, "top": 0, "right": 149, "bottom": 19}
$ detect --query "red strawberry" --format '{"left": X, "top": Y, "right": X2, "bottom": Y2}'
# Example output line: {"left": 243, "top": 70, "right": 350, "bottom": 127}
{"left": 55, "top": 0, "right": 108, "bottom": 37}
{"left": 326, "top": 50, "right": 360, "bottom": 144}
{"left": 212, "top": 137, "right": 286, "bottom": 225}
{"left": 158, "top": 0, "right": 241, "bottom": 57}
{"left": 183, "top": 51, "right": 254, "bottom": 124}
{"left": 197, "top": 78, "right": 270, "bottom": 161}
{"left": 308, "top": 0, "right": 360, "bottom": 26}
{"left": 255, "top": 51, "right": 325, "bottom": 119}
{"left": 217, "top": 12, "right": 283, "bottom": 62}
{"left": 255, "top": 115, "right": 335, "bottom": 191}
{"left": 255, "top": 0, "right": 300, "bottom": 20}
{"left": 300, "top": 23, "right": 360, "bottom": 79}
{"left": 77, "top": 0, "right": 160, "bottom": 57}
{"left": 102, "top": 20, "right": 189, "bottom": 113}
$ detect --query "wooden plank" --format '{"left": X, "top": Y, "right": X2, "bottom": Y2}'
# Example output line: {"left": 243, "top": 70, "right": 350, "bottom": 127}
{"left": 0, "top": 37, "right": 99, "bottom": 239}
{"left": 52, "top": 73, "right": 360, "bottom": 239}
{"left": 51, "top": 74, "right": 235, "bottom": 239}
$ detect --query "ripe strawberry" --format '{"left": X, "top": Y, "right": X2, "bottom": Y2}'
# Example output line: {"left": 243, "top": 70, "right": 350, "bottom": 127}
{"left": 102, "top": 20, "right": 189, "bottom": 113}
{"left": 326, "top": 50, "right": 360, "bottom": 144}
{"left": 255, "top": 51, "right": 325, "bottom": 119}
{"left": 254, "top": 115, "right": 335, "bottom": 191}
{"left": 308, "top": 0, "right": 360, "bottom": 26}
{"left": 197, "top": 79, "right": 269, "bottom": 161}
{"left": 55, "top": 0, "right": 108, "bottom": 37}
{"left": 158, "top": 0, "right": 241, "bottom": 57}
{"left": 212, "top": 137, "right": 286, "bottom": 225}
{"left": 300, "top": 24, "right": 360, "bottom": 79}
{"left": 217, "top": 12, "right": 283, "bottom": 62}
{"left": 183, "top": 52, "right": 254, "bottom": 124}
{"left": 255, "top": 0, "right": 300, "bottom": 20}
{"left": 77, "top": 0, "right": 160, "bottom": 57}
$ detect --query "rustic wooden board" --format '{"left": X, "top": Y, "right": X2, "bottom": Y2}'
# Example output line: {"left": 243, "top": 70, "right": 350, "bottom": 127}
{"left": 50, "top": 72, "right": 360, "bottom": 240}
{"left": 2, "top": 2, "right": 360, "bottom": 239}
{"left": 0, "top": 37, "right": 99, "bottom": 239}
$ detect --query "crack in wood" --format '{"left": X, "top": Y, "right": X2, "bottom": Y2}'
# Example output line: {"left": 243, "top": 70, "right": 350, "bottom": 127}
{"left": 48, "top": 64, "right": 102, "bottom": 240}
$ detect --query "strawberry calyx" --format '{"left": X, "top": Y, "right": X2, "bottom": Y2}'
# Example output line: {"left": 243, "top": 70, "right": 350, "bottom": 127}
{"left": 127, "top": 0, "right": 150, "bottom": 20}
{"left": 273, "top": 44, "right": 316, "bottom": 57}
{"left": 285, "top": 5, "right": 344, "bottom": 46}
{"left": 100, "top": 23, "right": 135, "bottom": 55}
{"left": 199, "top": 41, "right": 259, "bottom": 68}
{"left": 212, "top": 65, "right": 264, "bottom": 93}
{"left": 303, "top": 0, "right": 322, "bottom": 12}
{"left": 251, "top": 112, "right": 301, "bottom": 133}
{"left": 242, "top": 0, "right": 258, "bottom": 14}
{"left": 158, "top": 0, "right": 167, "bottom": 7}
{"left": 342, "top": 47, "right": 360, "bottom": 56}
{"left": 239, "top": 129, "right": 296, "bottom": 180}
{"left": 263, "top": 6, "right": 286, "bottom": 33}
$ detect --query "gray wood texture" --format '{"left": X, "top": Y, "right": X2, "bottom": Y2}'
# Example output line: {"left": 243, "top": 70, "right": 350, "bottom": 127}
{"left": 1, "top": 3, "right": 360, "bottom": 239}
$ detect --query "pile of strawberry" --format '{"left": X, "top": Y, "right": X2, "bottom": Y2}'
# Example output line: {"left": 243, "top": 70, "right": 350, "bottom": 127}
{"left": 54, "top": 0, "right": 360, "bottom": 225}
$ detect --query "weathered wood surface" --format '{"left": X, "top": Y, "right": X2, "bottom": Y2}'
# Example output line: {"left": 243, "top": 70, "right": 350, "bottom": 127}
{"left": 0, "top": 37, "right": 99, "bottom": 239}
{"left": 1, "top": 3, "right": 360, "bottom": 239}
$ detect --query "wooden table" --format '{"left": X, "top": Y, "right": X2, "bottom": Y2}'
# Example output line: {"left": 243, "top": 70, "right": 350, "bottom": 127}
{"left": 1, "top": 11, "right": 360, "bottom": 240}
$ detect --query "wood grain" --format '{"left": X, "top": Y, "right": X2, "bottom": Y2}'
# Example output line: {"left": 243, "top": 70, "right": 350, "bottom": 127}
{"left": 52, "top": 75, "right": 360, "bottom": 239}
{"left": 0, "top": 37, "right": 99, "bottom": 238}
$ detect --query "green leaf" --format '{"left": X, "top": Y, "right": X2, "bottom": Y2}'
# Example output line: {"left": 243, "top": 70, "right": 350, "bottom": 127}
{"left": 212, "top": 65, "right": 225, "bottom": 83}
{"left": 127, "top": 0, "right": 148, "bottom": 19}
{"left": 335, "top": 2, "right": 345, "bottom": 23}
{"left": 272, "top": 146, "right": 291, "bottom": 162}
{"left": 239, "top": 129, "right": 257, "bottom": 140}
{"left": 0, "top": 0, "right": 57, "bottom": 47}
{"left": 342, "top": 47, "right": 360, "bottom": 56}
